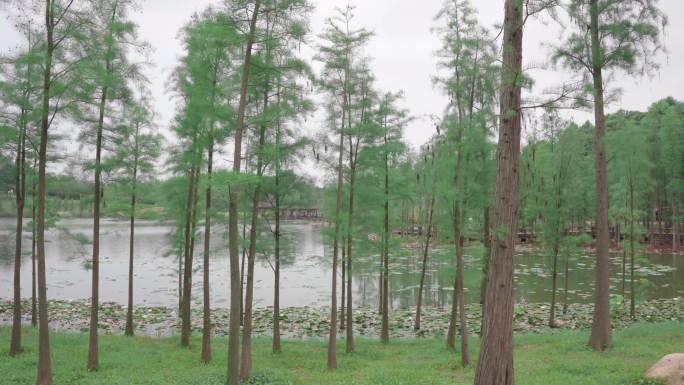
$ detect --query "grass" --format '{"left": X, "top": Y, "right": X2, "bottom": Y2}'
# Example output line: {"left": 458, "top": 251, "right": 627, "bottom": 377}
{"left": 0, "top": 322, "right": 681, "bottom": 384}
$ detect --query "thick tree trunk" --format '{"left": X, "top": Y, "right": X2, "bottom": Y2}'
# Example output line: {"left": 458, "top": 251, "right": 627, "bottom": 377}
{"left": 414, "top": 196, "right": 434, "bottom": 331}
{"left": 587, "top": 0, "right": 613, "bottom": 352}
{"left": 201, "top": 143, "right": 214, "bottom": 363}
{"left": 227, "top": 5, "right": 260, "bottom": 384}
{"left": 473, "top": 0, "right": 523, "bottom": 383}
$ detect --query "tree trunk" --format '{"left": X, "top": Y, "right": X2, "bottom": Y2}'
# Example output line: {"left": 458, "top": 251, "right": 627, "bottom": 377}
{"left": 673, "top": 206, "right": 679, "bottom": 251}
{"left": 124, "top": 154, "right": 138, "bottom": 337}
{"left": 629, "top": 179, "right": 636, "bottom": 319}
{"left": 180, "top": 166, "right": 198, "bottom": 347}
{"left": 340, "top": 242, "right": 346, "bottom": 331}
{"left": 473, "top": 0, "right": 523, "bottom": 383}
{"left": 327, "top": 123, "right": 346, "bottom": 370}
{"left": 201, "top": 142, "right": 214, "bottom": 363}
{"left": 10, "top": 115, "right": 26, "bottom": 357}
{"left": 36, "top": 4, "right": 55, "bottom": 382}
{"left": 88, "top": 84, "right": 109, "bottom": 372}
{"left": 563, "top": 249, "right": 570, "bottom": 315}
{"left": 31, "top": 176, "right": 37, "bottom": 328}
{"left": 240, "top": 88, "right": 269, "bottom": 382}
{"left": 380, "top": 130, "right": 390, "bottom": 343}
{"left": 414, "top": 196, "right": 434, "bottom": 331}
{"left": 345, "top": 146, "right": 356, "bottom": 353}
{"left": 227, "top": 3, "right": 260, "bottom": 384}
{"left": 549, "top": 241, "right": 560, "bottom": 328}
{"left": 587, "top": 0, "right": 613, "bottom": 352}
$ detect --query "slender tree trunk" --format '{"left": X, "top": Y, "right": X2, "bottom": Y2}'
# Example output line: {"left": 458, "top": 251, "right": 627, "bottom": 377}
{"left": 227, "top": 5, "right": 260, "bottom": 384}
{"left": 340, "top": 242, "right": 346, "bottom": 331}
{"left": 414, "top": 196, "right": 434, "bottom": 331}
{"left": 563, "top": 249, "right": 570, "bottom": 315}
{"left": 621, "top": 250, "right": 626, "bottom": 299}
{"left": 240, "top": 212, "right": 246, "bottom": 326}
{"left": 549, "top": 241, "right": 560, "bottom": 328}
{"left": 36, "top": 4, "right": 55, "bottom": 382}
{"left": 673, "top": 206, "right": 679, "bottom": 251}
{"left": 272, "top": 84, "right": 282, "bottom": 355}
{"left": 345, "top": 149, "right": 356, "bottom": 353}
{"left": 180, "top": 166, "right": 198, "bottom": 347}
{"left": 88, "top": 84, "right": 109, "bottom": 372}
{"left": 587, "top": 0, "right": 613, "bottom": 352}
{"left": 240, "top": 89, "right": 269, "bottom": 381}
{"left": 479, "top": 206, "right": 491, "bottom": 334}
{"left": 473, "top": 0, "right": 523, "bottom": 383}
{"left": 124, "top": 154, "right": 138, "bottom": 337}
{"left": 273, "top": 168, "right": 281, "bottom": 354}
{"left": 380, "top": 132, "right": 390, "bottom": 343}
{"left": 31, "top": 176, "right": 37, "bottom": 328}
{"left": 10, "top": 113, "right": 27, "bottom": 357}
{"left": 629, "top": 179, "right": 636, "bottom": 319}
{"left": 327, "top": 121, "right": 346, "bottom": 370}
{"left": 201, "top": 142, "right": 214, "bottom": 363}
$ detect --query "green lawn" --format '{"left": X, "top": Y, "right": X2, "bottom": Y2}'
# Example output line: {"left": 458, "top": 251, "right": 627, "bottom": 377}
{"left": 1, "top": 323, "right": 680, "bottom": 384}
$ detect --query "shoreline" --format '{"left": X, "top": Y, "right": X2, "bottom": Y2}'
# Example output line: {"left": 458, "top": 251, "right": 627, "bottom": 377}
{"left": 1, "top": 297, "right": 681, "bottom": 340}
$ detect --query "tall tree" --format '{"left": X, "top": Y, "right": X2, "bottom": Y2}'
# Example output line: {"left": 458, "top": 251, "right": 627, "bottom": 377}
{"left": 316, "top": 4, "right": 373, "bottom": 364}
{"left": 552, "top": 0, "right": 666, "bottom": 351}
{"left": 227, "top": 1, "right": 260, "bottom": 383}
{"left": 74, "top": 0, "right": 145, "bottom": 369}
{"left": 473, "top": 0, "right": 524, "bottom": 382}
{"left": 0, "top": 23, "right": 41, "bottom": 357}
{"left": 110, "top": 97, "right": 161, "bottom": 336}
{"left": 32, "top": 0, "right": 90, "bottom": 382}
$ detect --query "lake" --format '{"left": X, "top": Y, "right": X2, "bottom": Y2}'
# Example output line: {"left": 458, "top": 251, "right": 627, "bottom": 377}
{"left": 1, "top": 218, "right": 682, "bottom": 309}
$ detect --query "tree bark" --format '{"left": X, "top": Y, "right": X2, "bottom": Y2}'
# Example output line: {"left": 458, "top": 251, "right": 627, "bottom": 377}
{"left": 240, "top": 106, "right": 268, "bottom": 382}
{"left": 340, "top": 241, "right": 346, "bottom": 331}
{"left": 124, "top": 136, "right": 138, "bottom": 337}
{"left": 473, "top": 0, "right": 523, "bottom": 383}
{"left": 327, "top": 117, "right": 346, "bottom": 369}
{"left": 201, "top": 141, "right": 214, "bottom": 363}
{"left": 31, "top": 176, "right": 37, "bottom": 328}
{"left": 227, "top": 4, "right": 260, "bottom": 384}
{"left": 629, "top": 178, "right": 636, "bottom": 319}
{"left": 88, "top": 81, "right": 108, "bottom": 373}
{"left": 380, "top": 129, "right": 390, "bottom": 343}
{"left": 414, "top": 196, "right": 434, "bottom": 331}
{"left": 10, "top": 110, "right": 27, "bottom": 357}
{"left": 345, "top": 139, "right": 356, "bottom": 353}
{"left": 36, "top": 2, "right": 55, "bottom": 382}
{"left": 587, "top": 0, "right": 613, "bottom": 352}
{"left": 180, "top": 165, "right": 198, "bottom": 347}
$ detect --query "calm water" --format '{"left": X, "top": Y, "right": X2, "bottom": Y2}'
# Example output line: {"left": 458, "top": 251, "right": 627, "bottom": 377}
{"left": 1, "top": 218, "right": 682, "bottom": 309}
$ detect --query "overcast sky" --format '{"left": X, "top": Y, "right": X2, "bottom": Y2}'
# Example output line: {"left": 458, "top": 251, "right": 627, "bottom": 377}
{"left": 1, "top": 0, "right": 683, "bottom": 155}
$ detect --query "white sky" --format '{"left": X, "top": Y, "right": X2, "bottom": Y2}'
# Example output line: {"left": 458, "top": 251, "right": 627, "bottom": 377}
{"left": 1, "top": 0, "right": 683, "bottom": 163}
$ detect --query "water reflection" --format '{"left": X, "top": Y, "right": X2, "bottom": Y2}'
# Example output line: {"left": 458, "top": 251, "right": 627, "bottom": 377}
{"left": 1, "top": 218, "right": 682, "bottom": 309}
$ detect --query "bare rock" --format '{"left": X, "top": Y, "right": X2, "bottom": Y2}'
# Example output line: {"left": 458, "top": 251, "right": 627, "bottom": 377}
{"left": 645, "top": 353, "right": 684, "bottom": 385}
